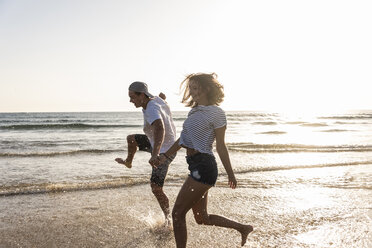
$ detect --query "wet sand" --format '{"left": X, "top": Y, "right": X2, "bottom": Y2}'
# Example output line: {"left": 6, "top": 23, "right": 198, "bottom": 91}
{"left": 1, "top": 174, "right": 371, "bottom": 248}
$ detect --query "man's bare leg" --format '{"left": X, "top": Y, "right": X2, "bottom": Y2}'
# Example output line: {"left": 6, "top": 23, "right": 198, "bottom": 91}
{"left": 151, "top": 183, "right": 171, "bottom": 224}
{"left": 115, "top": 134, "right": 137, "bottom": 168}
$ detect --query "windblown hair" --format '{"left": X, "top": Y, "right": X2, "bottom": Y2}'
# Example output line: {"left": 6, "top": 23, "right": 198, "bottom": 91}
{"left": 180, "top": 73, "right": 224, "bottom": 107}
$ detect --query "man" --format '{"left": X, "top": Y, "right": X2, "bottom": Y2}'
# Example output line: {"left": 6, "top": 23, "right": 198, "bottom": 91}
{"left": 115, "top": 81, "right": 176, "bottom": 224}
{"left": 115, "top": 92, "right": 167, "bottom": 169}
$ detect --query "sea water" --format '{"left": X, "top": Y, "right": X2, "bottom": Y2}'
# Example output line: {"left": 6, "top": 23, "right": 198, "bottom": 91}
{"left": 1, "top": 110, "right": 371, "bottom": 195}
{"left": 0, "top": 110, "right": 371, "bottom": 247}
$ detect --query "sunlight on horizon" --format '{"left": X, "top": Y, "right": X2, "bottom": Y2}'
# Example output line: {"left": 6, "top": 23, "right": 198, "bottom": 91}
{"left": 0, "top": 0, "right": 371, "bottom": 113}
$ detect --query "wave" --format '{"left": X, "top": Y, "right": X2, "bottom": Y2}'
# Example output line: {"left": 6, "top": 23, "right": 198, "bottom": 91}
{"left": 226, "top": 143, "right": 372, "bottom": 153}
{"left": 319, "top": 129, "right": 353, "bottom": 132}
{"left": 232, "top": 160, "right": 372, "bottom": 174}
{"left": 0, "top": 177, "right": 150, "bottom": 197}
{"left": 2, "top": 160, "right": 371, "bottom": 196}
{"left": 227, "top": 112, "right": 279, "bottom": 118}
{"left": 219, "top": 160, "right": 372, "bottom": 190}
{"left": 319, "top": 114, "right": 372, "bottom": 120}
{"left": 252, "top": 121, "right": 277, "bottom": 125}
{"left": 301, "top": 123, "right": 328, "bottom": 127}
{"left": 0, "top": 149, "right": 122, "bottom": 158}
{"left": 285, "top": 121, "right": 306, "bottom": 125}
{"left": 0, "top": 123, "right": 142, "bottom": 130}
{"left": 257, "top": 131, "right": 287, "bottom": 135}
{"left": 0, "top": 119, "right": 73, "bottom": 123}
{"left": 3, "top": 142, "right": 372, "bottom": 158}
{"left": 222, "top": 161, "right": 372, "bottom": 190}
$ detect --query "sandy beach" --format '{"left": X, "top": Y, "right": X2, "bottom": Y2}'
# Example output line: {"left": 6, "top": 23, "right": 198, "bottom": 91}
{"left": 1, "top": 183, "right": 247, "bottom": 248}
{"left": 0, "top": 183, "right": 250, "bottom": 248}
{"left": 1, "top": 166, "right": 371, "bottom": 248}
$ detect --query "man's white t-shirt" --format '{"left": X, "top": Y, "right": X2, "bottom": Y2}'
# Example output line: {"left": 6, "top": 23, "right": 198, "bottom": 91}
{"left": 142, "top": 96, "right": 176, "bottom": 153}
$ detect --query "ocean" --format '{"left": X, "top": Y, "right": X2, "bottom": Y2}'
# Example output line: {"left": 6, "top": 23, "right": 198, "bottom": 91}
{"left": 0, "top": 110, "right": 371, "bottom": 247}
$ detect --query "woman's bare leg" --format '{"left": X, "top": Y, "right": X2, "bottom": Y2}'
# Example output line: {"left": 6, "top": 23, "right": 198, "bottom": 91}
{"left": 172, "top": 177, "right": 211, "bottom": 248}
{"left": 191, "top": 190, "right": 253, "bottom": 246}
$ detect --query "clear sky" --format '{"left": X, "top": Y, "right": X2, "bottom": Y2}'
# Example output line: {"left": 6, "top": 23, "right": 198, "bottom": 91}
{"left": 1, "top": 0, "right": 371, "bottom": 113}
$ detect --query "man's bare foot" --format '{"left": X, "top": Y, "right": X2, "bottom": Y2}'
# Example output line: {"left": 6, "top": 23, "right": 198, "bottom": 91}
{"left": 240, "top": 225, "right": 253, "bottom": 246}
{"left": 115, "top": 158, "right": 132, "bottom": 168}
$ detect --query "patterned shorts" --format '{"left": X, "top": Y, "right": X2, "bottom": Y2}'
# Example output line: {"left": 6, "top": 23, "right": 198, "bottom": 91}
{"left": 134, "top": 134, "right": 175, "bottom": 187}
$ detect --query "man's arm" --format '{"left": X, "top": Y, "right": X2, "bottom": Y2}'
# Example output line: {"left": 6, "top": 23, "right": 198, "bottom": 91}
{"left": 159, "top": 92, "right": 166, "bottom": 100}
{"left": 149, "top": 119, "right": 165, "bottom": 165}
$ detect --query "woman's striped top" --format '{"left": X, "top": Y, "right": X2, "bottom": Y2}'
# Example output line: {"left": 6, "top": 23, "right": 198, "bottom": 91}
{"left": 179, "top": 105, "right": 227, "bottom": 156}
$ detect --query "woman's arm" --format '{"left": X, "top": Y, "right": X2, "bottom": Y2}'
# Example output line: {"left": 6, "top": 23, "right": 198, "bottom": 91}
{"left": 164, "top": 138, "right": 182, "bottom": 158}
{"left": 155, "top": 138, "right": 182, "bottom": 167}
{"left": 215, "top": 126, "right": 237, "bottom": 189}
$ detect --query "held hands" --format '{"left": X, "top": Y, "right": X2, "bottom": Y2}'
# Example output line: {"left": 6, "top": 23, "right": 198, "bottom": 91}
{"left": 158, "top": 154, "right": 168, "bottom": 164}
{"left": 148, "top": 154, "right": 168, "bottom": 168}
{"left": 149, "top": 154, "right": 160, "bottom": 168}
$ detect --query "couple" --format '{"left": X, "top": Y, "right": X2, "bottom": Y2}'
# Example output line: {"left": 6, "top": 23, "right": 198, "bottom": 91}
{"left": 115, "top": 73, "right": 253, "bottom": 247}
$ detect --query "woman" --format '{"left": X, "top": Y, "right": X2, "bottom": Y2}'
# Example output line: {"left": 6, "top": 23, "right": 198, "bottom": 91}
{"left": 157, "top": 73, "right": 253, "bottom": 247}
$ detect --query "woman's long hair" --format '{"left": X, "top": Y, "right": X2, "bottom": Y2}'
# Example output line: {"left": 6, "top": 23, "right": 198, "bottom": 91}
{"left": 180, "top": 73, "right": 224, "bottom": 107}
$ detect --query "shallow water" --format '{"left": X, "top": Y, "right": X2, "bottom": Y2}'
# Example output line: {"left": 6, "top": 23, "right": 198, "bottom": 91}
{"left": 1, "top": 165, "right": 371, "bottom": 247}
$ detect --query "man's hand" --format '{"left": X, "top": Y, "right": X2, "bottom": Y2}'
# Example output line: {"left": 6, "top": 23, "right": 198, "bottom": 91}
{"left": 149, "top": 154, "right": 160, "bottom": 168}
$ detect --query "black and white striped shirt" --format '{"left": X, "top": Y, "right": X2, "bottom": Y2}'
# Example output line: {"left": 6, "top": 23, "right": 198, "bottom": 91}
{"left": 179, "top": 105, "right": 227, "bottom": 156}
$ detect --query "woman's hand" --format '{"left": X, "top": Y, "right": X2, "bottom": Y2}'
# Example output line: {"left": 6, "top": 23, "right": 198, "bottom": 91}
{"left": 158, "top": 154, "right": 168, "bottom": 164}
{"left": 228, "top": 174, "right": 237, "bottom": 189}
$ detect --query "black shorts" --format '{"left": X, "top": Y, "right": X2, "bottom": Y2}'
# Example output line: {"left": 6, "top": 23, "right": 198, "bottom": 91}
{"left": 186, "top": 153, "right": 218, "bottom": 186}
{"left": 134, "top": 134, "right": 152, "bottom": 153}
{"left": 134, "top": 134, "right": 175, "bottom": 187}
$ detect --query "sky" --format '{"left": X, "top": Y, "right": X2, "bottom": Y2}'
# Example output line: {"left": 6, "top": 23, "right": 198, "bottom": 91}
{"left": 1, "top": 0, "right": 371, "bottom": 113}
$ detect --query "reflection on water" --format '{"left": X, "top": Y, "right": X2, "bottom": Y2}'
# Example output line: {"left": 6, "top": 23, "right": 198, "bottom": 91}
{"left": 1, "top": 111, "right": 371, "bottom": 247}
{"left": 229, "top": 164, "right": 372, "bottom": 247}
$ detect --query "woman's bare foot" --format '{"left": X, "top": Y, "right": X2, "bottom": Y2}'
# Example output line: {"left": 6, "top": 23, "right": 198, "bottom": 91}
{"left": 164, "top": 216, "right": 172, "bottom": 230}
{"left": 115, "top": 158, "right": 132, "bottom": 168}
{"left": 240, "top": 225, "right": 253, "bottom": 246}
